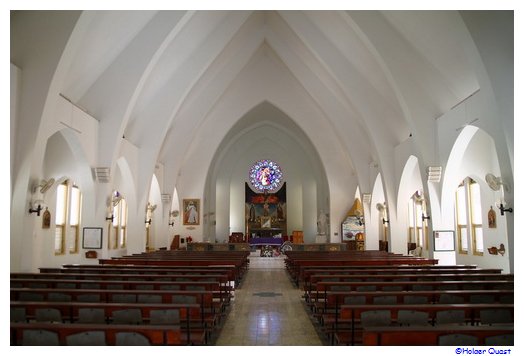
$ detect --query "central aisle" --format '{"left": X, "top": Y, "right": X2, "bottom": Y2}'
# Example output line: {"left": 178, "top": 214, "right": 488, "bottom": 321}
{"left": 214, "top": 253, "right": 324, "bottom": 346}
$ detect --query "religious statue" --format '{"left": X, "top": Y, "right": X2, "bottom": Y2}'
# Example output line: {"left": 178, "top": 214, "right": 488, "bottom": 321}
{"left": 249, "top": 203, "right": 256, "bottom": 222}
{"left": 263, "top": 197, "right": 270, "bottom": 216}
{"left": 277, "top": 202, "right": 285, "bottom": 221}
{"left": 317, "top": 210, "right": 328, "bottom": 235}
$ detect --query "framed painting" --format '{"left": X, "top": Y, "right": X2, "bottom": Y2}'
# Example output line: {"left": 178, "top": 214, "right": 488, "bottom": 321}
{"left": 42, "top": 208, "right": 51, "bottom": 229}
{"left": 183, "top": 199, "right": 200, "bottom": 225}
{"left": 260, "top": 216, "right": 271, "bottom": 229}
{"left": 83, "top": 227, "right": 103, "bottom": 249}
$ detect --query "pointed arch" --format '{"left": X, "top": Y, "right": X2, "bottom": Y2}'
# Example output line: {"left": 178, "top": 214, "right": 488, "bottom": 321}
{"left": 441, "top": 125, "right": 510, "bottom": 271}
{"left": 146, "top": 174, "right": 162, "bottom": 250}
{"left": 43, "top": 128, "right": 95, "bottom": 211}
{"left": 394, "top": 155, "right": 424, "bottom": 254}
{"left": 368, "top": 173, "right": 386, "bottom": 251}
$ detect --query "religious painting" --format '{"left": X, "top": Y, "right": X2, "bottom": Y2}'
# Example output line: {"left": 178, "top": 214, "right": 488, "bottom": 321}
{"left": 183, "top": 199, "right": 200, "bottom": 225}
{"left": 42, "top": 208, "right": 51, "bottom": 229}
{"left": 488, "top": 206, "right": 497, "bottom": 228}
{"left": 261, "top": 216, "right": 271, "bottom": 229}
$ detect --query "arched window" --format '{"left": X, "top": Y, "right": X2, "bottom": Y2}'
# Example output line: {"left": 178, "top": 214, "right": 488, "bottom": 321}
{"left": 55, "top": 180, "right": 82, "bottom": 254}
{"left": 55, "top": 181, "right": 67, "bottom": 254}
{"left": 68, "top": 184, "right": 82, "bottom": 253}
{"left": 455, "top": 178, "right": 484, "bottom": 255}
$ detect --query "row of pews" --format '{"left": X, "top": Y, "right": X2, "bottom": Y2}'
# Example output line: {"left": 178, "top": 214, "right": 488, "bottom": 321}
{"left": 284, "top": 250, "right": 514, "bottom": 346}
{"left": 10, "top": 250, "right": 250, "bottom": 346}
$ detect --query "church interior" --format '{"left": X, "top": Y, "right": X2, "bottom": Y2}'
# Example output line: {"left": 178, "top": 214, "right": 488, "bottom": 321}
{"left": 10, "top": 9, "right": 515, "bottom": 348}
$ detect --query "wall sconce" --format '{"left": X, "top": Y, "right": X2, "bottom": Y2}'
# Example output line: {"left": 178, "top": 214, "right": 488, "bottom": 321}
{"left": 498, "top": 203, "right": 513, "bottom": 216}
{"left": 168, "top": 210, "right": 179, "bottom": 227}
{"left": 28, "top": 199, "right": 45, "bottom": 216}
{"left": 421, "top": 213, "right": 431, "bottom": 221}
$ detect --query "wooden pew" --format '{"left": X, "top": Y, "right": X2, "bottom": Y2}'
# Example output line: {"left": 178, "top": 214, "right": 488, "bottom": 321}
{"left": 42, "top": 265, "right": 236, "bottom": 278}
{"left": 100, "top": 249, "right": 250, "bottom": 266}
{"left": 360, "top": 325, "right": 514, "bottom": 346}
{"left": 312, "top": 289, "right": 514, "bottom": 325}
{"left": 309, "top": 280, "right": 514, "bottom": 306}
{"left": 10, "top": 278, "right": 221, "bottom": 291}
{"left": 98, "top": 257, "right": 248, "bottom": 285}
{"left": 305, "top": 273, "right": 514, "bottom": 302}
{"left": 10, "top": 322, "right": 183, "bottom": 346}
{"left": 12, "top": 272, "right": 232, "bottom": 298}
{"left": 11, "top": 287, "right": 214, "bottom": 305}
{"left": 294, "top": 264, "right": 482, "bottom": 286}
{"left": 300, "top": 267, "right": 503, "bottom": 288}
{"left": 42, "top": 264, "right": 240, "bottom": 288}
{"left": 10, "top": 287, "right": 223, "bottom": 326}
{"left": 10, "top": 278, "right": 230, "bottom": 312}
{"left": 326, "top": 303, "right": 514, "bottom": 346}
{"left": 284, "top": 254, "right": 439, "bottom": 285}
{"left": 11, "top": 300, "right": 207, "bottom": 345}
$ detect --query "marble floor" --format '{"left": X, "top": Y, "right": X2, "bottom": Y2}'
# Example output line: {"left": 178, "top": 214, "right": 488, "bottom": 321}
{"left": 213, "top": 252, "right": 325, "bottom": 346}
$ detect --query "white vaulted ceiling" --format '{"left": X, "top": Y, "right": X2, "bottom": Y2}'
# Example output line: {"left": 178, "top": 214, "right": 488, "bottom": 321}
{"left": 11, "top": 10, "right": 486, "bottom": 203}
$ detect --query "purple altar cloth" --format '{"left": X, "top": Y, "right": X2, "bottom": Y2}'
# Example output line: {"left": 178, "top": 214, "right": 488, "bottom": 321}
{"left": 249, "top": 237, "right": 283, "bottom": 246}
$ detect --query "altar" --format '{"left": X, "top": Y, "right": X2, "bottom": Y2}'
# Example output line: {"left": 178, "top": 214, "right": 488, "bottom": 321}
{"left": 249, "top": 228, "right": 283, "bottom": 238}
{"left": 245, "top": 182, "right": 287, "bottom": 245}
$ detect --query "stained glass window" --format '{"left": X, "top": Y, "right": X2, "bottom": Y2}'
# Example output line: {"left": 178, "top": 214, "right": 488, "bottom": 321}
{"left": 249, "top": 159, "right": 283, "bottom": 192}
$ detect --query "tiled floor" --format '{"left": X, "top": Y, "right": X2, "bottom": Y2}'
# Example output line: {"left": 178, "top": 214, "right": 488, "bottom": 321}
{"left": 214, "top": 253, "right": 324, "bottom": 346}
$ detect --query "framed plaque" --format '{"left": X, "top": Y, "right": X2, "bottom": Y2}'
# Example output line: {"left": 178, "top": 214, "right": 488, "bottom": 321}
{"left": 83, "top": 227, "right": 103, "bottom": 249}
{"left": 434, "top": 230, "right": 455, "bottom": 251}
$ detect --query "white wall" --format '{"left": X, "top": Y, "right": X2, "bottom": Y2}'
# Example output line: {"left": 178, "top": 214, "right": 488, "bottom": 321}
{"left": 368, "top": 174, "right": 386, "bottom": 250}
{"left": 10, "top": 64, "right": 21, "bottom": 195}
